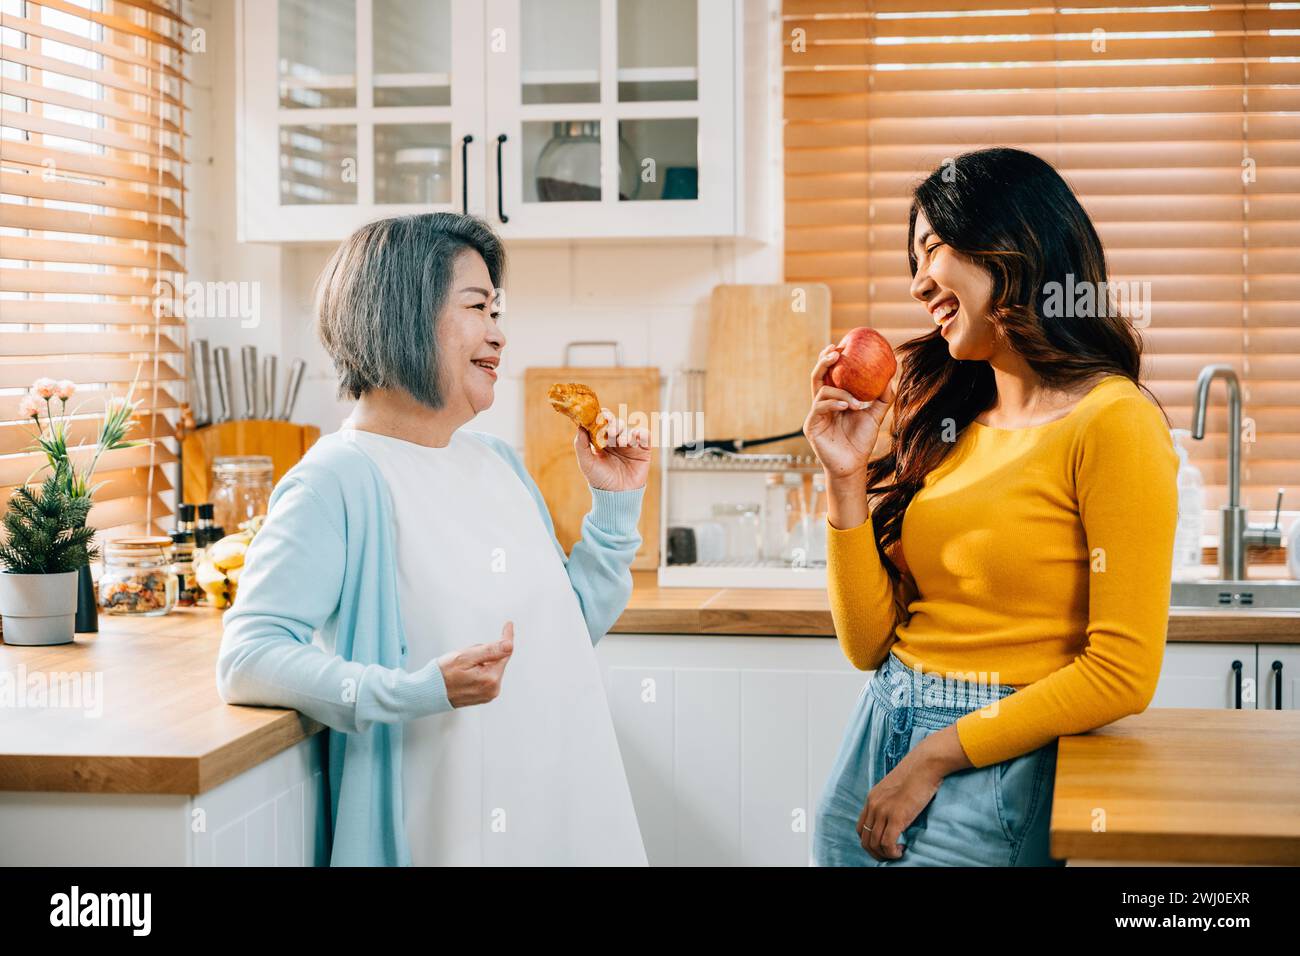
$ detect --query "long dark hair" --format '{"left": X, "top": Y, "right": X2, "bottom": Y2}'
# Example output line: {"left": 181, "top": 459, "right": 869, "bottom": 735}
{"left": 863, "top": 147, "right": 1168, "bottom": 607}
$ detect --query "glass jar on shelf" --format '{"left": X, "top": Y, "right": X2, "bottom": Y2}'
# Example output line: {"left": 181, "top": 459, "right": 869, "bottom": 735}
{"left": 762, "top": 473, "right": 788, "bottom": 561}
{"left": 211, "top": 456, "right": 274, "bottom": 534}
{"left": 99, "top": 536, "right": 178, "bottom": 616}
{"left": 711, "top": 502, "right": 761, "bottom": 564}
{"left": 806, "top": 473, "right": 828, "bottom": 566}
{"left": 534, "top": 121, "right": 640, "bottom": 202}
{"left": 780, "top": 473, "right": 811, "bottom": 567}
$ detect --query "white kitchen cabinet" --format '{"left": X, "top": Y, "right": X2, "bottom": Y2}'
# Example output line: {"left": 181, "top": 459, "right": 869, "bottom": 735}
{"left": 1259, "top": 644, "right": 1300, "bottom": 711}
{"left": 597, "top": 633, "right": 866, "bottom": 866}
{"left": 1149, "top": 643, "right": 1258, "bottom": 709}
{"left": 237, "top": 0, "right": 753, "bottom": 242}
{"left": 598, "top": 636, "right": 1298, "bottom": 866}
{"left": 0, "top": 736, "right": 327, "bottom": 866}
{"left": 238, "top": 0, "right": 486, "bottom": 242}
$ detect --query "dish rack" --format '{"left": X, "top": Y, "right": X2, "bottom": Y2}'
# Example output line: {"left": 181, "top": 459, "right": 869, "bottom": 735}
{"left": 657, "top": 368, "right": 828, "bottom": 589}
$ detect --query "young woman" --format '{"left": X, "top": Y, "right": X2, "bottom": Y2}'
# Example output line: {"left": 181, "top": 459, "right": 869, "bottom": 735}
{"left": 217, "top": 213, "right": 651, "bottom": 866}
{"left": 806, "top": 147, "right": 1179, "bottom": 866}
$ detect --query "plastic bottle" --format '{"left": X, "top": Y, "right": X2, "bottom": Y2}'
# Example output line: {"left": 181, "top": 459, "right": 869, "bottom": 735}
{"left": 1171, "top": 428, "right": 1205, "bottom": 581}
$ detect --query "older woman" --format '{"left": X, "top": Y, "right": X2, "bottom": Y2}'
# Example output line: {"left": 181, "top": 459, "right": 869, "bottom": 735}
{"left": 217, "top": 213, "right": 651, "bottom": 866}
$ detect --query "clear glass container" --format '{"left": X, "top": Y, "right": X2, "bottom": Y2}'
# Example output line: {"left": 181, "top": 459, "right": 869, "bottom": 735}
{"left": 762, "top": 473, "right": 789, "bottom": 561}
{"left": 99, "top": 536, "right": 178, "bottom": 616}
{"left": 807, "top": 473, "right": 828, "bottom": 566}
{"left": 711, "top": 502, "right": 761, "bottom": 563}
{"left": 375, "top": 126, "right": 451, "bottom": 204}
{"left": 528, "top": 121, "right": 640, "bottom": 202}
{"left": 212, "top": 456, "right": 274, "bottom": 535}
{"left": 781, "top": 474, "right": 810, "bottom": 566}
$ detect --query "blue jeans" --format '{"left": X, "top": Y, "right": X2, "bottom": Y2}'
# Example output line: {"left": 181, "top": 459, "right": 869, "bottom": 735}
{"left": 813, "top": 651, "right": 1064, "bottom": 867}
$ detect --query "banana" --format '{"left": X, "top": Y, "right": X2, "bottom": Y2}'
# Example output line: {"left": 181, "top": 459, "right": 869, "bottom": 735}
{"left": 207, "top": 532, "right": 251, "bottom": 571}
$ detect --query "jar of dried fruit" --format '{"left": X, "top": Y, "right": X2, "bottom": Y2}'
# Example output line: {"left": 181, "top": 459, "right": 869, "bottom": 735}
{"left": 99, "top": 536, "right": 177, "bottom": 616}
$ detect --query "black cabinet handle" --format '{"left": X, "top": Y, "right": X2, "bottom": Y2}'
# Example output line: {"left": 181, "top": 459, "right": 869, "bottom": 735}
{"left": 1232, "top": 659, "right": 1243, "bottom": 709}
{"left": 1274, "top": 660, "right": 1283, "bottom": 710}
{"left": 495, "top": 133, "right": 509, "bottom": 224}
{"left": 460, "top": 134, "right": 473, "bottom": 214}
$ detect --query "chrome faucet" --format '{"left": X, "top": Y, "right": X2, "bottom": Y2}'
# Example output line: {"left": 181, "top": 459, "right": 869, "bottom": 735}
{"left": 1190, "top": 364, "right": 1285, "bottom": 581}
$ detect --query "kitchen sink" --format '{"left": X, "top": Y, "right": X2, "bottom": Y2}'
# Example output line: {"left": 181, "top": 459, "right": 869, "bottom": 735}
{"left": 1171, "top": 579, "right": 1300, "bottom": 611}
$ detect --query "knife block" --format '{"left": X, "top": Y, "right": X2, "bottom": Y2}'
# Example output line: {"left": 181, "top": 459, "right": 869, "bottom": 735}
{"left": 180, "top": 420, "right": 320, "bottom": 506}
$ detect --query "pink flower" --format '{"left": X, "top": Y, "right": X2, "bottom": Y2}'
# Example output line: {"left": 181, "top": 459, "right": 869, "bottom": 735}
{"left": 54, "top": 379, "right": 77, "bottom": 400}
{"left": 17, "top": 395, "right": 41, "bottom": 420}
{"left": 30, "top": 377, "right": 57, "bottom": 400}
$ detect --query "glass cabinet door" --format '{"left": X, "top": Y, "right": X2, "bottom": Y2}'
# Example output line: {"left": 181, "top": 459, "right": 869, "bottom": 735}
{"left": 617, "top": 0, "right": 699, "bottom": 203}
{"left": 277, "top": 0, "right": 358, "bottom": 205}
{"left": 373, "top": 0, "right": 452, "bottom": 107}
{"left": 278, "top": 0, "right": 357, "bottom": 109}
{"left": 485, "top": 0, "right": 730, "bottom": 238}
{"left": 242, "top": 0, "right": 484, "bottom": 241}
{"left": 371, "top": 0, "right": 463, "bottom": 210}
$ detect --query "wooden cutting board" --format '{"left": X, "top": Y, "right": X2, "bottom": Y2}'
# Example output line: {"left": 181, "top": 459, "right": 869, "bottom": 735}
{"left": 523, "top": 366, "right": 661, "bottom": 570}
{"left": 704, "top": 284, "right": 831, "bottom": 456}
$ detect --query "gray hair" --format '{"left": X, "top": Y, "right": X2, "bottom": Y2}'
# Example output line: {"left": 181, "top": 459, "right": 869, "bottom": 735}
{"left": 315, "top": 213, "right": 506, "bottom": 408}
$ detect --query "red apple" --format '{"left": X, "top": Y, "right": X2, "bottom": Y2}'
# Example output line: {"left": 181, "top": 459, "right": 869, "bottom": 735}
{"left": 828, "top": 327, "right": 896, "bottom": 403}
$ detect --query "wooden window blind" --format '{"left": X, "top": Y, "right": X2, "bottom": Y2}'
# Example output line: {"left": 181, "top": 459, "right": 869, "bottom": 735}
{"left": 0, "top": 0, "right": 188, "bottom": 539}
{"left": 783, "top": 0, "right": 1300, "bottom": 522}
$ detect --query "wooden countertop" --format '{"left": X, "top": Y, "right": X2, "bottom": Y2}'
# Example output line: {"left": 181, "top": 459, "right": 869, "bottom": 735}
{"left": 0, "top": 606, "right": 321, "bottom": 795}
{"left": 0, "top": 573, "right": 1294, "bottom": 797}
{"left": 616, "top": 572, "right": 1300, "bottom": 642}
{"left": 1051, "top": 708, "right": 1300, "bottom": 864}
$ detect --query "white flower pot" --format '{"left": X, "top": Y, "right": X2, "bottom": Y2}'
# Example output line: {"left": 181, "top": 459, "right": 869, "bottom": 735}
{"left": 0, "top": 570, "right": 78, "bottom": 646}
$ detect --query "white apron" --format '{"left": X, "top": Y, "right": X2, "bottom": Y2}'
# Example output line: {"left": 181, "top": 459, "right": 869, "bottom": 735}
{"left": 340, "top": 426, "right": 647, "bottom": 866}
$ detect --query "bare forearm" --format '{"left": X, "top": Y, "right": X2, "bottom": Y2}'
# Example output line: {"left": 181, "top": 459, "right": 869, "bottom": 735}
{"left": 910, "top": 723, "right": 974, "bottom": 777}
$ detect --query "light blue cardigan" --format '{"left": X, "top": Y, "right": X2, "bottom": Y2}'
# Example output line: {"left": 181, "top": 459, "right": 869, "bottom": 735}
{"left": 216, "top": 427, "right": 645, "bottom": 866}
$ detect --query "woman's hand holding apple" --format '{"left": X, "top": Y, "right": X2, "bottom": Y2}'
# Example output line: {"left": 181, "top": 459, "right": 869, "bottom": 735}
{"left": 803, "top": 335, "right": 897, "bottom": 531}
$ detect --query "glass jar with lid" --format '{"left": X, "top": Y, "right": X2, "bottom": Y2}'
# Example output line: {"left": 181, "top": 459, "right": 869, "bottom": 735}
{"left": 211, "top": 455, "right": 274, "bottom": 534}
{"left": 99, "top": 536, "right": 178, "bottom": 616}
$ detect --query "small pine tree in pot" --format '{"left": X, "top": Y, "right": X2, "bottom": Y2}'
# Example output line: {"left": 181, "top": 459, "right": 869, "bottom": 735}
{"left": 18, "top": 374, "right": 150, "bottom": 635}
{"left": 0, "top": 465, "right": 100, "bottom": 646}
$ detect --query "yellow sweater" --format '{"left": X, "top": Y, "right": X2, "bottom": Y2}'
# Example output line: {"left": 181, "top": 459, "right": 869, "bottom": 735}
{"left": 827, "top": 375, "right": 1179, "bottom": 768}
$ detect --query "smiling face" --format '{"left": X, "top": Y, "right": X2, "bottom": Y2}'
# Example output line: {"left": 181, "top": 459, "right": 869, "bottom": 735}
{"left": 434, "top": 248, "right": 505, "bottom": 420}
{"left": 908, "top": 210, "right": 998, "bottom": 361}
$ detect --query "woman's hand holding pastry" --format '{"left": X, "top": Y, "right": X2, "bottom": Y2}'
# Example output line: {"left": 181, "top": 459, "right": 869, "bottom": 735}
{"left": 437, "top": 621, "right": 514, "bottom": 707}
{"left": 575, "top": 410, "right": 651, "bottom": 492}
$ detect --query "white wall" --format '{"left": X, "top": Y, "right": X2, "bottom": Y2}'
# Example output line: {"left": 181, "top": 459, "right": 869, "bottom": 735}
{"left": 185, "top": 0, "right": 783, "bottom": 451}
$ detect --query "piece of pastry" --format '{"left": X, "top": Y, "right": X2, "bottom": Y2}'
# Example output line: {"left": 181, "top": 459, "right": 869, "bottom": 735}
{"left": 548, "top": 382, "right": 609, "bottom": 450}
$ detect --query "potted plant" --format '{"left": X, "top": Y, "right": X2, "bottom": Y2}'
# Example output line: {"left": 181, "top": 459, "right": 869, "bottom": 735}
{"left": 18, "top": 375, "right": 149, "bottom": 633}
{"left": 0, "top": 466, "right": 98, "bottom": 645}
